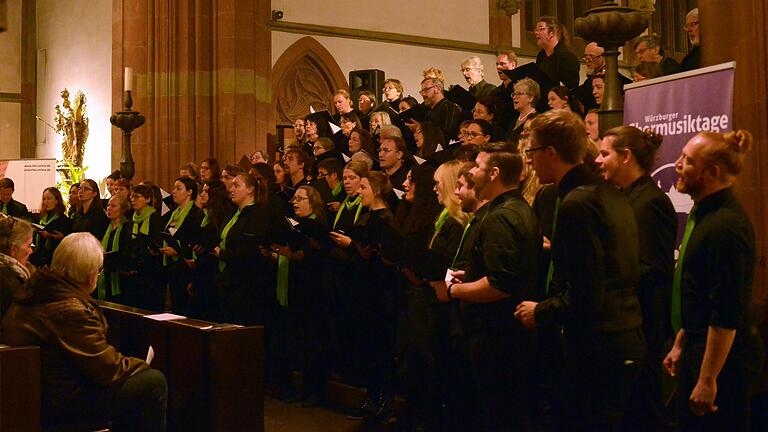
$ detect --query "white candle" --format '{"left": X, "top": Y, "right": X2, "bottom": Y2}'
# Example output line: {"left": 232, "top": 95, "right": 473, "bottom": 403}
{"left": 124, "top": 67, "right": 134, "bottom": 92}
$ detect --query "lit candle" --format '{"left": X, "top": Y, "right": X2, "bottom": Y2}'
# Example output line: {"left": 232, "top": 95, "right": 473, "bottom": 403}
{"left": 124, "top": 67, "right": 134, "bottom": 92}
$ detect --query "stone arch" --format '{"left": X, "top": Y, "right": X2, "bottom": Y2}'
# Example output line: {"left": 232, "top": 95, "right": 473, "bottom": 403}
{"left": 272, "top": 36, "right": 348, "bottom": 125}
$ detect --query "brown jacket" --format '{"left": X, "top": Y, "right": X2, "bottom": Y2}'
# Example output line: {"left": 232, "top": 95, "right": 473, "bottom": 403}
{"left": 1, "top": 267, "right": 147, "bottom": 415}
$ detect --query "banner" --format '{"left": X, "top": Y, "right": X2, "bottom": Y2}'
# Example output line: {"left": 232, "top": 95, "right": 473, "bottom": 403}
{"left": 0, "top": 159, "right": 57, "bottom": 213}
{"left": 624, "top": 62, "right": 735, "bottom": 232}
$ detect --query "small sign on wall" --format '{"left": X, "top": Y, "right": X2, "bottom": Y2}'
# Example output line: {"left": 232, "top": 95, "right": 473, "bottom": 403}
{"left": 0, "top": 158, "right": 57, "bottom": 213}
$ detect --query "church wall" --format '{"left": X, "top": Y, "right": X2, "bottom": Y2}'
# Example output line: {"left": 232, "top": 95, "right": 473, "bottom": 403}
{"left": 270, "top": 0, "right": 490, "bottom": 46}
{"left": 36, "top": 0, "right": 112, "bottom": 180}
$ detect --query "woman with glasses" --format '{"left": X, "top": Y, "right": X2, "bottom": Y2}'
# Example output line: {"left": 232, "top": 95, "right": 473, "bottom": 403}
{"left": 272, "top": 185, "right": 332, "bottom": 406}
{"left": 31, "top": 187, "right": 73, "bottom": 267}
{"left": 381, "top": 79, "right": 404, "bottom": 110}
{"left": 0, "top": 216, "right": 34, "bottom": 316}
{"left": 509, "top": 78, "right": 540, "bottom": 143}
{"left": 72, "top": 179, "right": 109, "bottom": 240}
{"left": 96, "top": 195, "right": 132, "bottom": 303}
{"left": 334, "top": 111, "right": 363, "bottom": 156}
{"left": 128, "top": 184, "right": 164, "bottom": 311}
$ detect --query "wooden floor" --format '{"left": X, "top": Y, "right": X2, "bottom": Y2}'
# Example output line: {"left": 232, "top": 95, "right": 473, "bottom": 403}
{"left": 264, "top": 397, "right": 396, "bottom": 432}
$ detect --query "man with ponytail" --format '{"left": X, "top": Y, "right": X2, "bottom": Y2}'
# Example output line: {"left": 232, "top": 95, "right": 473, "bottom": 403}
{"left": 664, "top": 130, "right": 764, "bottom": 432}
{"left": 596, "top": 126, "right": 677, "bottom": 430}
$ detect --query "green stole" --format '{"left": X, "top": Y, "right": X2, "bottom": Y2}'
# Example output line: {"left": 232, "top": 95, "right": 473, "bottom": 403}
{"left": 333, "top": 195, "right": 363, "bottom": 229}
{"left": 218, "top": 202, "right": 254, "bottom": 272}
{"left": 163, "top": 201, "right": 193, "bottom": 266}
{"left": 276, "top": 213, "right": 317, "bottom": 307}
{"left": 97, "top": 218, "right": 125, "bottom": 299}
{"left": 132, "top": 206, "right": 156, "bottom": 235}
{"left": 0, "top": 202, "right": 6, "bottom": 215}
{"left": 544, "top": 197, "right": 561, "bottom": 295}
{"left": 671, "top": 206, "right": 697, "bottom": 332}
{"left": 451, "top": 214, "right": 475, "bottom": 267}
{"left": 331, "top": 183, "right": 343, "bottom": 199}
{"left": 36, "top": 213, "right": 60, "bottom": 251}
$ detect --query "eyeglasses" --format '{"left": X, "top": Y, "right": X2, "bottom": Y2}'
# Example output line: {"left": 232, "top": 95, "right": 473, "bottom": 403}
{"left": 534, "top": 26, "right": 550, "bottom": 33}
{"left": 581, "top": 54, "right": 604, "bottom": 62}
{"left": 316, "top": 172, "right": 327, "bottom": 179}
{"left": 513, "top": 92, "right": 528, "bottom": 97}
{"left": 466, "top": 131, "right": 484, "bottom": 139}
{"left": 291, "top": 196, "right": 308, "bottom": 203}
{"left": 419, "top": 86, "right": 436, "bottom": 94}
{"left": 524, "top": 146, "right": 548, "bottom": 154}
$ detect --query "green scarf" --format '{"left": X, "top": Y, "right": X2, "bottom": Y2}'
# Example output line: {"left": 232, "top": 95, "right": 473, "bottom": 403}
{"left": 201, "top": 208, "right": 210, "bottom": 228}
{"left": 218, "top": 203, "right": 254, "bottom": 272}
{"left": 36, "top": 212, "right": 60, "bottom": 252}
{"left": 331, "top": 182, "right": 343, "bottom": 199}
{"left": 333, "top": 195, "right": 363, "bottom": 229}
{"left": 163, "top": 201, "right": 193, "bottom": 265}
{"left": 0, "top": 202, "right": 6, "bottom": 215}
{"left": 132, "top": 206, "right": 156, "bottom": 235}
{"left": 275, "top": 214, "right": 319, "bottom": 307}
{"left": 97, "top": 218, "right": 125, "bottom": 300}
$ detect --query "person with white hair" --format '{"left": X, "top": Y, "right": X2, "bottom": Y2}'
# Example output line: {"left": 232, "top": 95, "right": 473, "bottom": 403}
{"left": 460, "top": 55, "right": 496, "bottom": 99}
{"left": 2, "top": 232, "right": 168, "bottom": 431}
{"left": 0, "top": 215, "right": 34, "bottom": 316}
{"left": 681, "top": 8, "right": 700, "bottom": 71}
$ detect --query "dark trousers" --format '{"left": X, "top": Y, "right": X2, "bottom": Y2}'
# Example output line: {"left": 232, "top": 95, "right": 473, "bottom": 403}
{"left": 467, "top": 326, "right": 535, "bottom": 431}
{"left": 165, "top": 261, "right": 191, "bottom": 315}
{"left": 559, "top": 327, "right": 645, "bottom": 432}
{"left": 677, "top": 332, "right": 764, "bottom": 432}
{"left": 46, "top": 368, "right": 168, "bottom": 432}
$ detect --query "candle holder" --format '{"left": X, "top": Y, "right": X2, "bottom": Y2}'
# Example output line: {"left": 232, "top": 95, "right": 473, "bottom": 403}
{"left": 575, "top": 2, "right": 647, "bottom": 135}
{"left": 109, "top": 90, "right": 145, "bottom": 180}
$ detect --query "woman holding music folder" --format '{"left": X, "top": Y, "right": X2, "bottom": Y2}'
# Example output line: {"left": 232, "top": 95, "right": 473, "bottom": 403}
{"left": 272, "top": 185, "right": 332, "bottom": 406}
{"left": 333, "top": 171, "right": 398, "bottom": 422}
{"left": 30, "top": 187, "right": 72, "bottom": 267}
{"left": 128, "top": 184, "right": 164, "bottom": 311}
{"left": 158, "top": 177, "right": 202, "bottom": 315}
{"left": 96, "top": 195, "right": 132, "bottom": 304}
{"left": 213, "top": 173, "right": 281, "bottom": 326}
{"left": 189, "top": 179, "right": 232, "bottom": 321}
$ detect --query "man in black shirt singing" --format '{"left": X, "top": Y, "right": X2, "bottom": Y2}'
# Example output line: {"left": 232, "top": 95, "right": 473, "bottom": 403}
{"left": 515, "top": 110, "right": 645, "bottom": 430}
{"left": 663, "top": 130, "right": 764, "bottom": 432}
{"left": 433, "top": 142, "right": 539, "bottom": 431}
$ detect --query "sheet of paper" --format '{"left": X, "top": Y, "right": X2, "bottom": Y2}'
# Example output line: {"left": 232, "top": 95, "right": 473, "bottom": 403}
{"left": 444, "top": 268, "right": 454, "bottom": 284}
{"left": 286, "top": 217, "right": 299, "bottom": 227}
{"left": 392, "top": 188, "right": 405, "bottom": 200}
{"left": 146, "top": 345, "right": 155, "bottom": 365}
{"left": 145, "top": 313, "right": 186, "bottom": 321}
{"left": 342, "top": 153, "right": 351, "bottom": 162}
{"left": 309, "top": 105, "right": 315, "bottom": 113}
{"left": 435, "top": 143, "right": 444, "bottom": 152}
{"left": 329, "top": 122, "right": 341, "bottom": 134}
{"left": 414, "top": 155, "right": 427, "bottom": 165}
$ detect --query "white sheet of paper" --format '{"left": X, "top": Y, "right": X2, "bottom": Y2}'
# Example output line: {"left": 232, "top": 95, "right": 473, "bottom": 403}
{"left": 286, "top": 217, "right": 299, "bottom": 227}
{"left": 448, "top": 138, "right": 461, "bottom": 146}
{"left": 145, "top": 313, "right": 186, "bottom": 321}
{"left": 146, "top": 345, "right": 155, "bottom": 365}
{"left": 392, "top": 188, "right": 405, "bottom": 200}
{"left": 167, "top": 227, "right": 177, "bottom": 236}
{"left": 342, "top": 153, "right": 351, "bottom": 162}
{"left": 329, "top": 122, "right": 341, "bottom": 134}
{"left": 414, "top": 155, "right": 427, "bottom": 165}
{"left": 435, "top": 143, "right": 444, "bottom": 152}
{"left": 309, "top": 105, "right": 316, "bottom": 113}
{"left": 444, "top": 268, "right": 454, "bottom": 284}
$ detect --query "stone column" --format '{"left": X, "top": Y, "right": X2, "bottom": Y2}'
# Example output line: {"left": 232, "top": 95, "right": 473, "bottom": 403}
{"left": 113, "top": 0, "right": 271, "bottom": 186}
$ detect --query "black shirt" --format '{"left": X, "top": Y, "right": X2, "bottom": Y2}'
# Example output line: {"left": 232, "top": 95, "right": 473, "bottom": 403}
{"left": 536, "top": 41, "right": 580, "bottom": 89}
{"left": 624, "top": 175, "right": 677, "bottom": 351}
{"left": 535, "top": 164, "right": 643, "bottom": 334}
{"left": 681, "top": 188, "right": 755, "bottom": 334}
{"left": 463, "top": 189, "right": 539, "bottom": 332}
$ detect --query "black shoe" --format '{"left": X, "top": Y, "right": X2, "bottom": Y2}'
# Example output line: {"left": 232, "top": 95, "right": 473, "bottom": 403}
{"left": 347, "top": 396, "right": 375, "bottom": 420}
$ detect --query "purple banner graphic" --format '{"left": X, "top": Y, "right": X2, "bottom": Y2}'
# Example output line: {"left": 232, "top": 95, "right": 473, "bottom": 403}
{"left": 624, "top": 65, "right": 734, "bottom": 224}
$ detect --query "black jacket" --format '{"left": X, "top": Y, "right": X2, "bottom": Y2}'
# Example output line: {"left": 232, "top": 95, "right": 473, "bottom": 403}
{"left": 1, "top": 198, "right": 30, "bottom": 220}
{"left": 535, "top": 164, "right": 643, "bottom": 335}
{"left": 71, "top": 203, "right": 109, "bottom": 240}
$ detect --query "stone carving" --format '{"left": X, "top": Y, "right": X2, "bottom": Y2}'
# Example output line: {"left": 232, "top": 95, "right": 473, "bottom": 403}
{"left": 497, "top": 0, "right": 521, "bottom": 17}
{"left": 275, "top": 57, "right": 335, "bottom": 123}
{"left": 54, "top": 89, "right": 89, "bottom": 167}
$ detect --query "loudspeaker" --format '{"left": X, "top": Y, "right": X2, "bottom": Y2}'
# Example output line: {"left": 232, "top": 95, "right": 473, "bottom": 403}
{"left": 349, "top": 69, "right": 385, "bottom": 106}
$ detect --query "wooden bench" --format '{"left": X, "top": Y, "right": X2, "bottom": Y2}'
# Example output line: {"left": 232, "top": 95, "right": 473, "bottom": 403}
{"left": 0, "top": 345, "right": 41, "bottom": 431}
{"left": 98, "top": 302, "right": 264, "bottom": 432}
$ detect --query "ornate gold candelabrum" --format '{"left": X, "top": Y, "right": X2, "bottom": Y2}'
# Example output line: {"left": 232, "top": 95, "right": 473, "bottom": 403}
{"left": 575, "top": 1, "right": 648, "bottom": 135}
{"left": 109, "top": 91, "right": 145, "bottom": 180}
